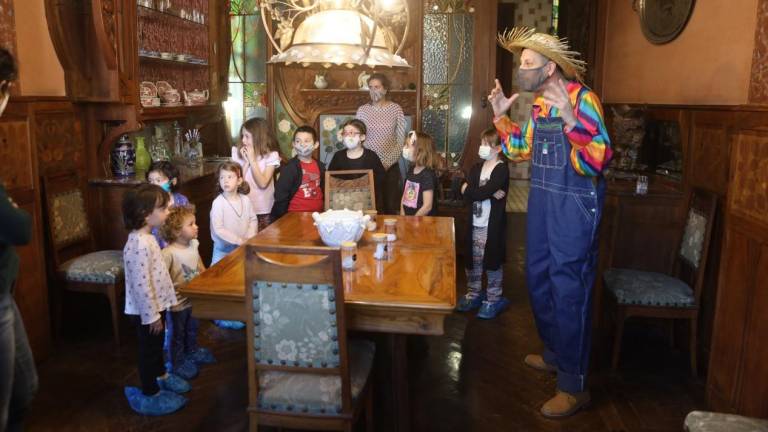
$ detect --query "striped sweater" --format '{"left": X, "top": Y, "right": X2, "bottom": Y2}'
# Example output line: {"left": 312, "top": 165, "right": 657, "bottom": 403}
{"left": 494, "top": 81, "right": 613, "bottom": 177}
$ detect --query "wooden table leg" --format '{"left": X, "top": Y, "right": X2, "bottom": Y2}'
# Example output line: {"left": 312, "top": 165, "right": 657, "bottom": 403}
{"left": 388, "top": 333, "right": 410, "bottom": 432}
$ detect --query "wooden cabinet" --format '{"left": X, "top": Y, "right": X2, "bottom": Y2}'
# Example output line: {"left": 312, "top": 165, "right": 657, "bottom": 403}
{"left": 89, "top": 162, "right": 219, "bottom": 265}
{"left": 44, "top": 0, "right": 229, "bottom": 183}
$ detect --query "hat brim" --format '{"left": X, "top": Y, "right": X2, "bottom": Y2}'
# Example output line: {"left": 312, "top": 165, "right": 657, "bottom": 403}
{"left": 497, "top": 28, "right": 587, "bottom": 82}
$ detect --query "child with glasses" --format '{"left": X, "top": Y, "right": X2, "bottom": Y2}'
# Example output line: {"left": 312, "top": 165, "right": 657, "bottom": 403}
{"left": 327, "top": 119, "right": 385, "bottom": 212}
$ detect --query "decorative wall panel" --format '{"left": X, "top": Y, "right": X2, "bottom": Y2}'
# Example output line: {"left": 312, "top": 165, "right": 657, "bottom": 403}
{"left": 730, "top": 130, "right": 768, "bottom": 227}
{"left": 748, "top": 0, "right": 768, "bottom": 104}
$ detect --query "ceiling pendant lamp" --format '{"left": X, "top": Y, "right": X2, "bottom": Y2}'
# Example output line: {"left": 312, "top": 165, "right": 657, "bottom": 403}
{"left": 259, "top": 0, "right": 411, "bottom": 69}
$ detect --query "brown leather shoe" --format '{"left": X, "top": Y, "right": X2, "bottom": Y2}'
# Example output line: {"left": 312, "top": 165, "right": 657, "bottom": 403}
{"left": 540, "top": 390, "right": 591, "bottom": 418}
{"left": 524, "top": 354, "right": 556, "bottom": 373}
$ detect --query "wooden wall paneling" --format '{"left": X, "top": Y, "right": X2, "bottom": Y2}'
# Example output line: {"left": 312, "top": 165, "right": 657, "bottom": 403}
{"left": 689, "top": 111, "right": 732, "bottom": 195}
{"left": 706, "top": 225, "right": 756, "bottom": 413}
{"left": 738, "top": 243, "right": 768, "bottom": 416}
{"left": 729, "top": 129, "right": 768, "bottom": 225}
{"left": 706, "top": 126, "right": 768, "bottom": 416}
{"left": 0, "top": 99, "right": 51, "bottom": 360}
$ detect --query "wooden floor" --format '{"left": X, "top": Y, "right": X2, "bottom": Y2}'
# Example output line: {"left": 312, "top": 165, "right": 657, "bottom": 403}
{"left": 25, "top": 213, "right": 704, "bottom": 432}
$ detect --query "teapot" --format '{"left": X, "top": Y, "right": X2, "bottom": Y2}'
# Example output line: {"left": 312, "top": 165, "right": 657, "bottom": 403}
{"left": 183, "top": 89, "right": 209, "bottom": 105}
{"left": 313, "top": 74, "right": 328, "bottom": 89}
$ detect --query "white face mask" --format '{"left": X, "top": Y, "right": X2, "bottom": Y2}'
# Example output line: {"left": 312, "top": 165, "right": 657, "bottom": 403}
{"left": 343, "top": 136, "right": 360, "bottom": 150}
{"left": 294, "top": 142, "right": 316, "bottom": 158}
{"left": 478, "top": 145, "right": 494, "bottom": 160}
{"left": 370, "top": 89, "right": 386, "bottom": 102}
{"left": 402, "top": 147, "right": 414, "bottom": 162}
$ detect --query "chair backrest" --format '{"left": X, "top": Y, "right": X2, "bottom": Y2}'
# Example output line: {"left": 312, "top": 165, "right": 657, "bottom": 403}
{"left": 675, "top": 188, "right": 718, "bottom": 305}
{"left": 324, "top": 169, "right": 376, "bottom": 211}
{"left": 41, "top": 170, "right": 93, "bottom": 269}
{"left": 245, "top": 244, "right": 351, "bottom": 417}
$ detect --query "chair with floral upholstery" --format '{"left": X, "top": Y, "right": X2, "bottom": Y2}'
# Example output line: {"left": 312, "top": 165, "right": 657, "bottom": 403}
{"left": 245, "top": 244, "right": 374, "bottom": 432}
{"left": 325, "top": 169, "right": 376, "bottom": 212}
{"left": 42, "top": 170, "right": 124, "bottom": 350}
{"left": 684, "top": 410, "right": 768, "bottom": 432}
{"left": 604, "top": 188, "right": 717, "bottom": 376}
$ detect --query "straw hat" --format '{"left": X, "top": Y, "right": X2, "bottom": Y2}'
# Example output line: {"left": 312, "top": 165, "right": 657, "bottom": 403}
{"left": 497, "top": 27, "right": 587, "bottom": 82}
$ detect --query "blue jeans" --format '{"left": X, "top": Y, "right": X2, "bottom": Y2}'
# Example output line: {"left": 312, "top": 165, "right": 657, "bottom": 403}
{"left": 211, "top": 242, "right": 238, "bottom": 266}
{"left": 0, "top": 295, "right": 38, "bottom": 432}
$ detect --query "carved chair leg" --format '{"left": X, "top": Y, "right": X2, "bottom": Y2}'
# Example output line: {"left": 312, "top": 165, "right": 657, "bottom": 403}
{"left": 105, "top": 284, "right": 121, "bottom": 353}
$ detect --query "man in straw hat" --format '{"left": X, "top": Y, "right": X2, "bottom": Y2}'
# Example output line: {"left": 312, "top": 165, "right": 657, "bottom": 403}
{"left": 488, "top": 27, "right": 613, "bottom": 418}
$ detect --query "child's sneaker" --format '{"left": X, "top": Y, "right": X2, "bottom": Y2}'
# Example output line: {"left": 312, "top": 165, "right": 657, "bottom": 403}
{"left": 477, "top": 298, "right": 510, "bottom": 319}
{"left": 213, "top": 320, "right": 245, "bottom": 330}
{"left": 456, "top": 292, "right": 485, "bottom": 312}
{"left": 188, "top": 347, "right": 216, "bottom": 365}
{"left": 124, "top": 387, "right": 187, "bottom": 415}
{"left": 157, "top": 373, "right": 191, "bottom": 394}
{"left": 173, "top": 358, "right": 199, "bottom": 380}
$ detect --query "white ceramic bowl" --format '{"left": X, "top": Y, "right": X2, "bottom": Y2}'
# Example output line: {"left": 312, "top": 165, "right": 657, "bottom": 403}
{"left": 312, "top": 209, "right": 371, "bottom": 248}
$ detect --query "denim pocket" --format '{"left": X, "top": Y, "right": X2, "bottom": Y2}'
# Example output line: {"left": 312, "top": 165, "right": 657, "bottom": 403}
{"left": 533, "top": 133, "right": 566, "bottom": 169}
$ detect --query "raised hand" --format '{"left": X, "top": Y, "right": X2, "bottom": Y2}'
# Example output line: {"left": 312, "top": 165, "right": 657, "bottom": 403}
{"left": 488, "top": 79, "right": 519, "bottom": 118}
{"left": 541, "top": 78, "right": 577, "bottom": 128}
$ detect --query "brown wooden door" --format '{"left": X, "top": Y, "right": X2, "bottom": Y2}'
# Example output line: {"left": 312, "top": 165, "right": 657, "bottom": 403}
{"left": 459, "top": 0, "right": 498, "bottom": 173}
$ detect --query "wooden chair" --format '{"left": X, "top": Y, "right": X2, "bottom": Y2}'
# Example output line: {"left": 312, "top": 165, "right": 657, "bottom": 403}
{"left": 604, "top": 188, "right": 717, "bottom": 376}
{"left": 324, "top": 169, "right": 376, "bottom": 211}
{"left": 41, "top": 170, "right": 125, "bottom": 350}
{"left": 245, "top": 244, "right": 375, "bottom": 432}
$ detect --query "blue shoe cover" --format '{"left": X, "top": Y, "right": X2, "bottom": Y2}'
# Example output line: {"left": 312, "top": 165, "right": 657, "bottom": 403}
{"left": 173, "top": 358, "right": 199, "bottom": 380}
{"left": 456, "top": 292, "right": 485, "bottom": 312}
{"left": 157, "top": 373, "right": 191, "bottom": 394}
{"left": 214, "top": 320, "right": 245, "bottom": 330}
{"left": 188, "top": 347, "right": 216, "bottom": 365}
{"left": 124, "top": 387, "right": 186, "bottom": 415}
{"left": 477, "top": 298, "right": 511, "bottom": 319}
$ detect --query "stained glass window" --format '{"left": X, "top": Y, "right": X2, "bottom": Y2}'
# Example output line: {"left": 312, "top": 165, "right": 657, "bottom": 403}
{"left": 552, "top": 0, "right": 559, "bottom": 35}
{"left": 224, "top": 1, "right": 268, "bottom": 143}
{"left": 421, "top": 3, "right": 474, "bottom": 167}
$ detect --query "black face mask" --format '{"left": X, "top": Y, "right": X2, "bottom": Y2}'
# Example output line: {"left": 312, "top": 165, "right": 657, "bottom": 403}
{"left": 516, "top": 64, "right": 549, "bottom": 92}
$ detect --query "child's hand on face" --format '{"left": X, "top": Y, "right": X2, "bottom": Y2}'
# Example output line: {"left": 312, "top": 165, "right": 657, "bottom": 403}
{"left": 149, "top": 318, "right": 163, "bottom": 335}
{"left": 240, "top": 145, "right": 255, "bottom": 162}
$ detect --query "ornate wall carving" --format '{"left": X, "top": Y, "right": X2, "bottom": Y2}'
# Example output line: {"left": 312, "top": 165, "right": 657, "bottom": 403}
{"left": 749, "top": 0, "right": 768, "bottom": 104}
{"left": 35, "top": 110, "right": 85, "bottom": 175}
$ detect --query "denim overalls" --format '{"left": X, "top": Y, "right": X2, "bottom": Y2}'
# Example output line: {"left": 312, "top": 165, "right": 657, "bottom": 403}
{"left": 526, "top": 98, "right": 604, "bottom": 394}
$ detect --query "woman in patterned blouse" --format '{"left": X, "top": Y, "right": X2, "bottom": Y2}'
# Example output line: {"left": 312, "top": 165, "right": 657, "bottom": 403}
{"left": 356, "top": 73, "right": 406, "bottom": 214}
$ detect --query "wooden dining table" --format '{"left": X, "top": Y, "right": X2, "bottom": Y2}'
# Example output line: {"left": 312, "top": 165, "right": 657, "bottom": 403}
{"left": 181, "top": 212, "right": 457, "bottom": 431}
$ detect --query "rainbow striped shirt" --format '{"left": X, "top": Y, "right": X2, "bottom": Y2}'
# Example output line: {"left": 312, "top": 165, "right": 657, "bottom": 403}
{"left": 493, "top": 81, "right": 613, "bottom": 177}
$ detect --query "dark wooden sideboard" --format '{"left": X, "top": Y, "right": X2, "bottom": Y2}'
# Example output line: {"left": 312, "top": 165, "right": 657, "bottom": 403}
{"left": 89, "top": 162, "right": 220, "bottom": 265}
